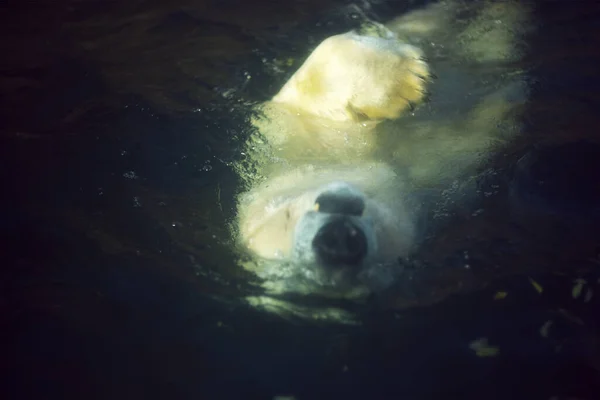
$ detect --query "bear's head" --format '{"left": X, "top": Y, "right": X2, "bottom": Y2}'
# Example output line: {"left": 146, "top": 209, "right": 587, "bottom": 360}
{"left": 237, "top": 164, "right": 417, "bottom": 296}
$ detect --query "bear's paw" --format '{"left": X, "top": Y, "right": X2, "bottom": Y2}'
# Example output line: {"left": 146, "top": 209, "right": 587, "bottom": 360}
{"left": 272, "top": 30, "right": 430, "bottom": 123}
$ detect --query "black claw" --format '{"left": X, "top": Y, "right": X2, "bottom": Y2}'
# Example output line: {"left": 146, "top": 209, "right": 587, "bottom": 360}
{"left": 409, "top": 69, "right": 433, "bottom": 83}
{"left": 416, "top": 73, "right": 430, "bottom": 83}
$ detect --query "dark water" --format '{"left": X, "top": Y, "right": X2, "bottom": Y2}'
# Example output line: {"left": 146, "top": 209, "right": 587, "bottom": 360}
{"left": 2, "top": 1, "right": 600, "bottom": 399}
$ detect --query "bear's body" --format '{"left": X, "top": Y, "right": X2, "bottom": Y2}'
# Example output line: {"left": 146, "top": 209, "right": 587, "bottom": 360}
{"left": 234, "top": 0, "right": 530, "bottom": 321}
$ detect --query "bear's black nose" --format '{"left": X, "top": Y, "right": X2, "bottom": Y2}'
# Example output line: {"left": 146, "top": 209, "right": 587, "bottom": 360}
{"left": 312, "top": 217, "right": 367, "bottom": 266}
{"left": 315, "top": 190, "right": 365, "bottom": 216}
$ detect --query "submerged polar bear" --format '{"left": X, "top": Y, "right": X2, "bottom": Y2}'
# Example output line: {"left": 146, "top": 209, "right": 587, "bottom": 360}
{"left": 234, "top": 1, "right": 530, "bottom": 321}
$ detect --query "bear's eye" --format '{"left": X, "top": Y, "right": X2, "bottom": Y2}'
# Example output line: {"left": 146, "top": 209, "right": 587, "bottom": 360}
{"left": 314, "top": 192, "right": 365, "bottom": 216}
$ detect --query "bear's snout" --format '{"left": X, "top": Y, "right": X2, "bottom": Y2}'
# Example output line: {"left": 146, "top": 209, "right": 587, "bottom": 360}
{"left": 315, "top": 184, "right": 366, "bottom": 216}
{"left": 312, "top": 217, "right": 368, "bottom": 267}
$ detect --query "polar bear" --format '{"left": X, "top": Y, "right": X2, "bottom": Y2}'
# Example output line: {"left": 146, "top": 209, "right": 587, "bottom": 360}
{"left": 237, "top": 24, "right": 430, "bottom": 302}
{"left": 234, "top": 0, "right": 531, "bottom": 322}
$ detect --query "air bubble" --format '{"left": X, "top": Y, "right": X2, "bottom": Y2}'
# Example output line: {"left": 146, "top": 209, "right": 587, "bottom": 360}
{"left": 123, "top": 171, "right": 138, "bottom": 179}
